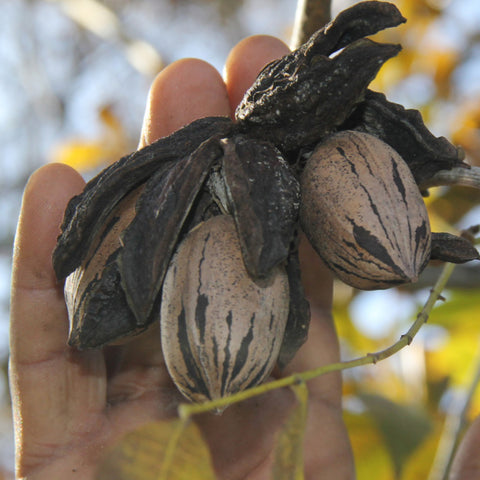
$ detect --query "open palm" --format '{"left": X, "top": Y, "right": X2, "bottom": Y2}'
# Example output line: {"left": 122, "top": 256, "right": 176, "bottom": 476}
{"left": 9, "top": 34, "right": 367, "bottom": 480}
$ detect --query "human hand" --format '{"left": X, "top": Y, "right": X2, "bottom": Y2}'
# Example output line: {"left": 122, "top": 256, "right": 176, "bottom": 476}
{"left": 9, "top": 35, "right": 354, "bottom": 479}
{"left": 448, "top": 414, "right": 480, "bottom": 480}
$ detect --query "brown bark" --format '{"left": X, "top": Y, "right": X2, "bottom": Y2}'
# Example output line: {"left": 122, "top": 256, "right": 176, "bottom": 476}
{"left": 290, "top": 0, "right": 332, "bottom": 49}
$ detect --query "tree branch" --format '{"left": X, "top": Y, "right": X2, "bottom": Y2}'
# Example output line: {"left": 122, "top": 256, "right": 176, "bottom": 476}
{"left": 420, "top": 165, "right": 480, "bottom": 191}
{"left": 290, "top": 0, "right": 332, "bottom": 50}
{"left": 177, "top": 261, "right": 456, "bottom": 418}
{"left": 402, "top": 264, "right": 480, "bottom": 290}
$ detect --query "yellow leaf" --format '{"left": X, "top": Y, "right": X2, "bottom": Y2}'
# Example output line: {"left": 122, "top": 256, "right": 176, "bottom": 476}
{"left": 451, "top": 101, "right": 480, "bottom": 166}
{"left": 401, "top": 428, "right": 442, "bottom": 480}
{"left": 430, "top": 289, "right": 480, "bottom": 334}
{"left": 270, "top": 382, "right": 309, "bottom": 480}
{"left": 360, "top": 394, "right": 433, "bottom": 477}
{"left": 370, "top": 53, "right": 411, "bottom": 92}
{"left": 426, "top": 332, "right": 479, "bottom": 387}
{"left": 469, "top": 383, "right": 480, "bottom": 420}
{"left": 425, "top": 208, "right": 457, "bottom": 235}
{"left": 50, "top": 105, "right": 130, "bottom": 171}
{"left": 96, "top": 419, "right": 216, "bottom": 480}
{"left": 430, "top": 49, "right": 458, "bottom": 97}
{"left": 344, "top": 411, "right": 394, "bottom": 480}
{"left": 99, "top": 105, "right": 127, "bottom": 141}
{"left": 50, "top": 140, "right": 112, "bottom": 171}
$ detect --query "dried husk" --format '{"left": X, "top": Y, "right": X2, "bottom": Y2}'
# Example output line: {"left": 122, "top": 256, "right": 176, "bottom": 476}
{"left": 235, "top": 2, "right": 405, "bottom": 153}
{"left": 343, "top": 90, "right": 466, "bottom": 185}
{"left": 218, "top": 135, "right": 300, "bottom": 278}
{"left": 117, "top": 137, "right": 224, "bottom": 325}
{"left": 300, "top": 130, "right": 432, "bottom": 289}
{"left": 53, "top": 117, "right": 234, "bottom": 280}
{"left": 277, "top": 242, "right": 310, "bottom": 369}
{"left": 52, "top": 1, "right": 477, "bottom": 355}
{"left": 63, "top": 138, "right": 225, "bottom": 349}
{"left": 64, "top": 186, "right": 143, "bottom": 348}
{"left": 160, "top": 215, "right": 290, "bottom": 404}
{"left": 236, "top": 38, "right": 401, "bottom": 154}
{"left": 431, "top": 232, "right": 480, "bottom": 263}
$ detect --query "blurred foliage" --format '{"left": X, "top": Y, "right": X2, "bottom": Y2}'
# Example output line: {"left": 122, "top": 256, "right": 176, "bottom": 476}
{"left": 97, "top": 419, "right": 216, "bottom": 480}
{"left": 337, "top": 2, "right": 480, "bottom": 476}
{"left": 270, "top": 382, "right": 309, "bottom": 480}
{"left": 2, "top": 0, "right": 480, "bottom": 479}
{"left": 370, "top": 0, "right": 480, "bottom": 166}
{"left": 50, "top": 105, "right": 129, "bottom": 169}
{"left": 99, "top": 383, "right": 311, "bottom": 480}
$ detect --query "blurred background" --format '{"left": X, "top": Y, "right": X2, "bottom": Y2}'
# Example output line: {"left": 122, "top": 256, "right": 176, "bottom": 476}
{"left": 1, "top": 0, "right": 480, "bottom": 478}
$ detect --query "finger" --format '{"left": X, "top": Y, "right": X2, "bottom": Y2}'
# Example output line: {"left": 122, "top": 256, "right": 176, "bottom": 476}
{"left": 10, "top": 163, "right": 85, "bottom": 363}
{"left": 449, "top": 415, "right": 480, "bottom": 480}
{"left": 10, "top": 164, "right": 106, "bottom": 470}
{"left": 280, "top": 247, "right": 352, "bottom": 477}
{"left": 224, "top": 35, "right": 334, "bottom": 312}
{"left": 223, "top": 35, "right": 290, "bottom": 111}
{"left": 111, "top": 58, "right": 231, "bottom": 388}
{"left": 298, "top": 231, "right": 333, "bottom": 311}
{"left": 224, "top": 36, "right": 339, "bottom": 402}
{"left": 139, "top": 58, "right": 231, "bottom": 147}
{"left": 277, "top": 234, "right": 340, "bottom": 407}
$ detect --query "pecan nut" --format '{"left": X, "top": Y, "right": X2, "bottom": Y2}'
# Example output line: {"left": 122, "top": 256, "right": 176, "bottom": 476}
{"left": 160, "top": 215, "right": 290, "bottom": 403}
{"left": 300, "top": 130, "right": 432, "bottom": 289}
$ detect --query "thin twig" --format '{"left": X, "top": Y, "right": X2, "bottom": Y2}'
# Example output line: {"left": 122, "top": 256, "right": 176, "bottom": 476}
{"left": 427, "top": 341, "right": 480, "bottom": 480}
{"left": 158, "top": 417, "right": 191, "bottom": 480}
{"left": 178, "top": 261, "right": 456, "bottom": 420}
{"left": 402, "top": 264, "right": 480, "bottom": 291}
{"left": 290, "top": 0, "right": 332, "bottom": 50}
{"left": 420, "top": 165, "right": 480, "bottom": 191}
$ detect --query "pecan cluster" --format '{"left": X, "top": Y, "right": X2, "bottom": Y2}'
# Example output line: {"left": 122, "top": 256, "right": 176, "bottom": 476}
{"left": 53, "top": 2, "right": 478, "bottom": 403}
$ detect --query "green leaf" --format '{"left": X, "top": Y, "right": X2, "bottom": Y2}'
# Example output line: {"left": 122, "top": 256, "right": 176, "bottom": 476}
{"left": 430, "top": 288, "right": 480, "bottom": 332}
{"left": 270, "top": 381, "right": 309, "bottom": 480}
{"left": 96, "top": 418, "right": 216, "bottom": 480}
{"left": 360, "top": 394, "right": 433, "bottom": 478}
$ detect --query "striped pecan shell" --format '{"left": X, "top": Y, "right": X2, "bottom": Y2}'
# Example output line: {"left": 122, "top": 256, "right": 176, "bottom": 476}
{"left": 300, "top": 130, "right": 431, "bottom": 289}
{"left": 160, "top": 215, "right": 290, "bottom": 404}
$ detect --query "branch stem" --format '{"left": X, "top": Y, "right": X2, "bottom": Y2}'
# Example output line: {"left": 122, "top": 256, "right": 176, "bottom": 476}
{"left": 420, "top": 165, "right": 480, "bottom": 190}
{"left": 290, "top": 0, "right": 332, "bottom": 49}
{"left": 178, "top": 261, "right": 456, "bottom": 420}
{"left": 158, "top": 417, "right": 191, "bottom": 480}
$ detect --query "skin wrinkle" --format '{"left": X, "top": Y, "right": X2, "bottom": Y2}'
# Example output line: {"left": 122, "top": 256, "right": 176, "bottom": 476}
{"left": 106, "top": 365, "right": 170, "bottom": 402}
{"left": 236, "top": 448, "right": 276, "bottom": 480}
{"left": 14, "top": 392, "right": 107, "bottom": 469}
{"left": 196, "top": 391, "right": 295, "bottom": 479}
{"left": 18, "top": 430, "right": 106, "bottom": 479}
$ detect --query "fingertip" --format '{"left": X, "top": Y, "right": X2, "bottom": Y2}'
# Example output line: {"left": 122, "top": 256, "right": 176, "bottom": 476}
{"left": 224, "top": 35, "right": 290, "bottom": 112}
{"left": 13, "top": 163, "right": 85, "bottom": 290}
{"left": 139, "top": 58, "right": 230, "bottom": 147}
{"left": 25, "top": 162, "right": 85, "bottom": 200}
{"left": 450, "top": 415, "right": 480, "bottom": 480}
